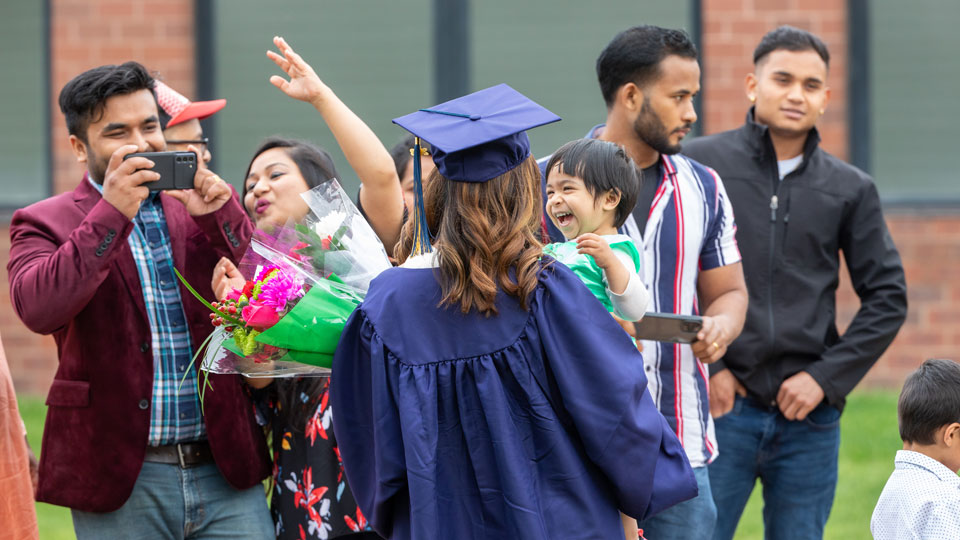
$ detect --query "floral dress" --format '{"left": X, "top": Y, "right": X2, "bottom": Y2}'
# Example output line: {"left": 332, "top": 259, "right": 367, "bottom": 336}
{"left": 255, "top": 378, "right": 381, "bottom": 540}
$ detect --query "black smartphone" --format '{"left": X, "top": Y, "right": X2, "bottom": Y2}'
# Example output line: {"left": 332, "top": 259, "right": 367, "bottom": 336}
{"left": 634, "top": 312, "right": 704, "bottom": 344}
{"left": 123, "top": 151, "right": 197, "bottom": 191}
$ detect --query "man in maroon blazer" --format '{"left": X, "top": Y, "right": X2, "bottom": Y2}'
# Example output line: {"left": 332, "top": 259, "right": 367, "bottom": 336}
{"left": 7, "top": 62, "right": 273, "bottom": 537}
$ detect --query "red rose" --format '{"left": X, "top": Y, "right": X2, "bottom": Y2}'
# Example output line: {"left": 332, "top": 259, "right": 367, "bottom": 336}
{"left": 240, "top": 280, "right": 256, "bottom": 300}
{"left": 290, "top": 241, "right": 310, "bottom": 261}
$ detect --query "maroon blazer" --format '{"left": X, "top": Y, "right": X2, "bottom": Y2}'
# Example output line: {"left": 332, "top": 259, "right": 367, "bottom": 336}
{"left": 7, "top": 177, "right": 269, "bottom": 512}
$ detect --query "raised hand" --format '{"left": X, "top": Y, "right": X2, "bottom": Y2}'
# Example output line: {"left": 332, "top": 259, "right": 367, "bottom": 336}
{"left": 266, "top": 36, "right": 330, "bottom": 106}
{"left": 577, "top": 233, "right": 631, "bottom": 296}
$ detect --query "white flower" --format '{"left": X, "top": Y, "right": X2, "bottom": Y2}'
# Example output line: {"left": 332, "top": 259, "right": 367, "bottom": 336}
{"left": 312, "top": 211, "right": 347, "bottom": 238}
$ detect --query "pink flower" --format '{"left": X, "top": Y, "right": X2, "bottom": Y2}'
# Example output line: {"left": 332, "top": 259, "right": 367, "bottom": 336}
{"left": 242, "top": 304, "right": 280, "bottom": 330}
{"left": 321, "top": 236, "right": 332, "bottom": 250}
{"left": 225, "top": 288, "right": 241, "bottom": 301}
{"left": 257, "top": 269, "right": 304, "bottom": 311}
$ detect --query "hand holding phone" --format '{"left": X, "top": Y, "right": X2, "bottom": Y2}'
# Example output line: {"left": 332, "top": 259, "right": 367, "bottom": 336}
{"left": 690, "top": 315, "right": 732, "bottom": 364}
{"left": 162, "top": 144, "right": 233, "bottom": 217}
{"left": 634, "top": 313, "right": 703, "bottom": 344}
{"left": 102, "top": 145, "right": 161, "bottom": 219}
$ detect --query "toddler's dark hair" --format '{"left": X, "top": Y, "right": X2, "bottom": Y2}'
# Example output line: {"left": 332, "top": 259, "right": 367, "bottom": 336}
{"left": 545, "top": 139, "right": 639, "bottom": 228}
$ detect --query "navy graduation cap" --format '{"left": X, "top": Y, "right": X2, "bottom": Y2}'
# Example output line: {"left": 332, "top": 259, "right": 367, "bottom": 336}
{"left": 393, "top": 83, "right": 561, "bottom": 183}
{"left": 394, "top": 84, "right": 561, "bottom": 255}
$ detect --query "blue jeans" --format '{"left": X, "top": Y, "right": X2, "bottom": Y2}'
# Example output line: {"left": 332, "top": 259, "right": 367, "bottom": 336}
{"left": 72, "top": 462, "right": 273, "bottom": 539}
{"left": 709, "top": 396, "right": 841, "bottom": 540}
{"left": 638, "top": 465, "right": 717, "bottom": 540}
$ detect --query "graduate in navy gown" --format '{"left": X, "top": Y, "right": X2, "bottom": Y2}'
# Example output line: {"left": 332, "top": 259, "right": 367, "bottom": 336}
{"left": 330, "top": 84, "right": 697, "bottom": 540}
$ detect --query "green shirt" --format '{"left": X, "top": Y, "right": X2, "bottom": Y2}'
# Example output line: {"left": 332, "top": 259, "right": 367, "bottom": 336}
{"left": 543, "top": 234, "right": 643, "bottom": 315}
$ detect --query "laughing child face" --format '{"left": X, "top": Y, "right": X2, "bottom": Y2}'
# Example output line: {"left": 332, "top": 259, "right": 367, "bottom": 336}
{"left": 545, "top": 164, "right": 621, "bottom": 240}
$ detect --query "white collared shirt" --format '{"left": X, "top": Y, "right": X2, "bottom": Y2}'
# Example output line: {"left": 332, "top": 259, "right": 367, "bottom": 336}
{"left": 871, "top": 450, "right": 960, "bottom": 539}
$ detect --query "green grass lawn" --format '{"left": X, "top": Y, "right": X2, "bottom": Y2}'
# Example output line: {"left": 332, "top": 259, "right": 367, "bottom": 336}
{"left": 17, "top": 390, "right": 900, "bottom": 540}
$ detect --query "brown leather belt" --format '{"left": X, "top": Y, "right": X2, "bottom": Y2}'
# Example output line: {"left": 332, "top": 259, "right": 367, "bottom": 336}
{"left": 143, "top": 441, "right": 214, "bottom": 468}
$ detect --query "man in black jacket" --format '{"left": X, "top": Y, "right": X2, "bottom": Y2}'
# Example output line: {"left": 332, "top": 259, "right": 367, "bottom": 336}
{"left": 684, "top": 26, "right": 907, "bottom": 540}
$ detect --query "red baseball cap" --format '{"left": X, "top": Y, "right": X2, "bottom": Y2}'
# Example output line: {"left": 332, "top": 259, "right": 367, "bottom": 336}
{"left": 153, "top": 80, "right": 226, "bottom": 129}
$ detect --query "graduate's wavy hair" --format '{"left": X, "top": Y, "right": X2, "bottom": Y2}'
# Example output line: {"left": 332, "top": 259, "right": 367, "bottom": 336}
{"left": 396, "top": 156, "right": 544, "bottom": 315}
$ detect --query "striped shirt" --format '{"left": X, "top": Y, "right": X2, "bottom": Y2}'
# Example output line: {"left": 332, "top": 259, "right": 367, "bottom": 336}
{"left": 541, "top": 127, "right": 741, "bottom": 467}
{"left": 88, "top": 177, "right": 204, "bottom": 445}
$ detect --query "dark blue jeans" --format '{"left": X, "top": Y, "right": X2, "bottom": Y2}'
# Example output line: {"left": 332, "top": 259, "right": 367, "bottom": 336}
{"left": 709, "top": 395, "right": 841, "bottom": 540}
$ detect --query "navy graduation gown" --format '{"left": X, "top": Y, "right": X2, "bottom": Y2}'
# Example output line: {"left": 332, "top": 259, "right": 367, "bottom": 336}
{"left": 330, "top": 261, "right": 696, "bottom": 540}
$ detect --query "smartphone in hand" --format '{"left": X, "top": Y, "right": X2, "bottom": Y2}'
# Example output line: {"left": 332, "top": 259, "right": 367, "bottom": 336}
{"left": 634, "top": 313, "right": 704, "bottom": 343}
{"left": 123, "top": 151, "right": 196, "bottom": 191}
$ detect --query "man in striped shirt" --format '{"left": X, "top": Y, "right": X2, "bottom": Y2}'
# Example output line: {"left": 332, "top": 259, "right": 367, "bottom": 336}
{"left": 543, "top": 25, "right": 747, "bottom": 539}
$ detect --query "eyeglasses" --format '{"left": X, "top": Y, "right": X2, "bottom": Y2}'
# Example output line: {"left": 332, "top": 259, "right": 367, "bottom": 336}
{"left": 166, "top": 137, "right": 210, "bottom": 150}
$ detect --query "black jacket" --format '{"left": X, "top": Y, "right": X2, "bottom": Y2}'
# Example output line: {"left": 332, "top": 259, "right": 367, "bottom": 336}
{"left": 683, "top": 110, "right": 907, "bottom": 409}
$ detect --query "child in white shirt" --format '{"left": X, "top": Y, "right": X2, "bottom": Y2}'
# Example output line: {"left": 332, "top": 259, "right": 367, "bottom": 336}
{"left": 871, "top": 358, "right": 960, "bottom": 539}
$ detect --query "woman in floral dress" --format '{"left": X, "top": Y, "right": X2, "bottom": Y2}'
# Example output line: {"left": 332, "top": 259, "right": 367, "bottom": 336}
{"left": 239, "top": 135, "right": 385, "bottom": 540}
{"left": 211, "top": 37, "right": 400, "bottom": 539}
{"left": 253, "top": 377, "right": 378, "bottom": 540}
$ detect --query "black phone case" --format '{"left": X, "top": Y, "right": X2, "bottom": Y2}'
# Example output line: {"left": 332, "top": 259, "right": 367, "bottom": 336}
{"left": 633, "top": 313, "right": 704, "bottom": 344}
{"left": 123, "top": 151, "right": 196, "bottom": 191}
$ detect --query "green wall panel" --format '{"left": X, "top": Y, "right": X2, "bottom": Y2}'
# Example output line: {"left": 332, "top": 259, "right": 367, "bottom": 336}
{"left": 870, "top": 0, "right": 960, "bottom": 200}
{"left": 473, "top": 1, "right": 691, "bottom": 161}
{"left": 0, "top": 0, "right": 47, "bottom": 207}
{"left": 212, "top": 0, "right": 432, "bottom": 194}
{"left": 212, "top": 0, "right": 690, "bottom": 194}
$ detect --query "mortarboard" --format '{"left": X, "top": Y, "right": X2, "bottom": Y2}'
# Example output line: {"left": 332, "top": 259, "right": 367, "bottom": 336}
{"left": 393, "top": 83, "right": 560, "bottom": 183}
{"left": 393, "top": 84, "right": 560, "bottom": 255}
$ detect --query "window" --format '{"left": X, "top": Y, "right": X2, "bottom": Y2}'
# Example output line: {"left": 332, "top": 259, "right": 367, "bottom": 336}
{"left": 868, "top": 0, "right": 960, "bottom": 201}
{"left": 0, "top": 0, "right": 49, "bottom": 208}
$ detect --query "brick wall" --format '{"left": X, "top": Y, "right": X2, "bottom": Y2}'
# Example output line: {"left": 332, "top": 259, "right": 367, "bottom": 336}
{"left": 2, "top": 0, "right": 196, "bottom": 395}
{"left": 855, "top": 215, "right": 960, "bottom": 388}
{"left": 51, "top": 0, "right": 196, "bottom": 194}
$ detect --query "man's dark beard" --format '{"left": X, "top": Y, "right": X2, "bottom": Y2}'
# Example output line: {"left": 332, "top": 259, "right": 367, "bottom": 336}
{"left": 632, "top": 97, "right": 689, "bottom": 156}
{"left": 86, "top": 146, "right": 109, "bottom": 184}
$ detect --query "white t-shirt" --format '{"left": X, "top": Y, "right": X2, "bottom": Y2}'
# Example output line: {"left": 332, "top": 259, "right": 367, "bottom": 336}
{"left": 778, "top": 154, "right": 803, "bottom": 180}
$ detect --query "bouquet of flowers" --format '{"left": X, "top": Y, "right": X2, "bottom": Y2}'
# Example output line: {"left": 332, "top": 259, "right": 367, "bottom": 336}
{"left": 178, "top": 179, "right": 391, "bottom": 378}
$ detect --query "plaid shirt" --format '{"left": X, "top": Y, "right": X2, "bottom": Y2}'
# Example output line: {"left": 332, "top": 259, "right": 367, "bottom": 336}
{"left": 89, "top": 178, "right": 204, "bottom": 445}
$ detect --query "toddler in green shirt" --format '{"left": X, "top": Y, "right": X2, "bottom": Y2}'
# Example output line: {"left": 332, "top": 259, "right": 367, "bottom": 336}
{"left": 543, "top": 138, "right": 649, "bottom": 322}
{"left": 543, "top": 137, "right": 649, "bottom": 540}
